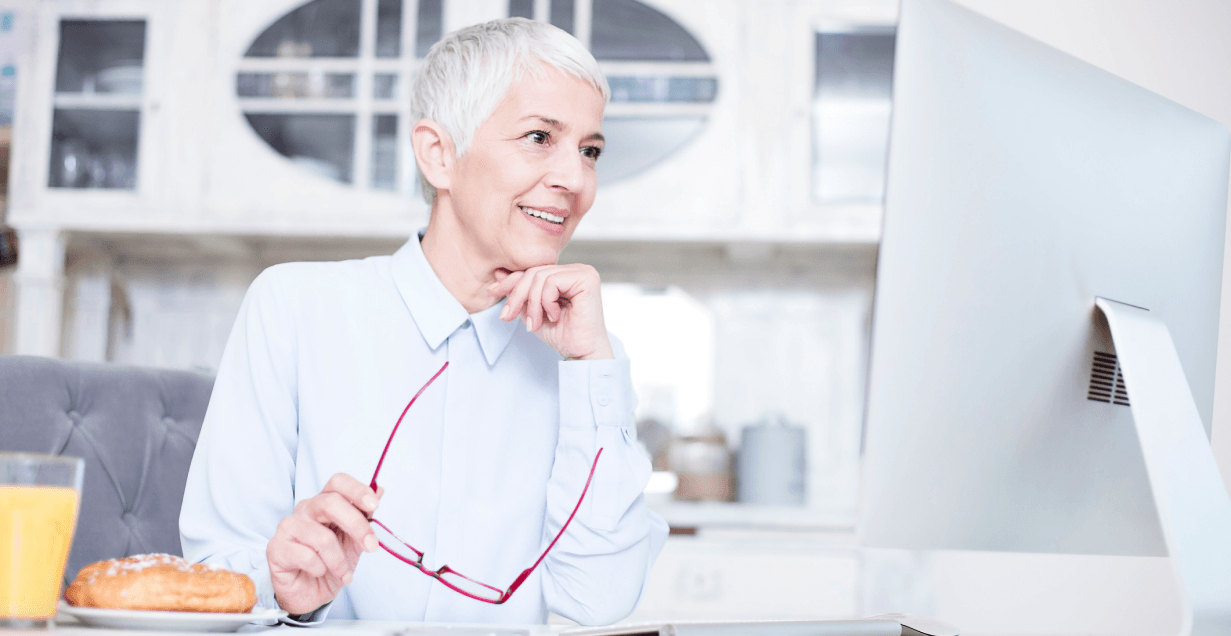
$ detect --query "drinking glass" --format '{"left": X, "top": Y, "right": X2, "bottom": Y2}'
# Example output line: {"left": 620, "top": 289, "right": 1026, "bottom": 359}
{"left": 0, "top": 452, "right": 85, "bottom": 629}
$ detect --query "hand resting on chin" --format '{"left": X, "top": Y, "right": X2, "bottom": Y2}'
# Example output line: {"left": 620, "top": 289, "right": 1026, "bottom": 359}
{"left": 489, "top": 263, "right": 614, "bottom": 361}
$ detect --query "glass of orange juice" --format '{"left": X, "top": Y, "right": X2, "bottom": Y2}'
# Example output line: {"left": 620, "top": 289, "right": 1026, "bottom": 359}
{"left": 1, "top": 452, "right": 84, "bottom": 629}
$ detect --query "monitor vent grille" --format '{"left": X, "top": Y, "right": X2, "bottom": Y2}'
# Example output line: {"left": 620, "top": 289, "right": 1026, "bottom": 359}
{"left": 1087, "top": 351, "right": 1129, "bottom": 406}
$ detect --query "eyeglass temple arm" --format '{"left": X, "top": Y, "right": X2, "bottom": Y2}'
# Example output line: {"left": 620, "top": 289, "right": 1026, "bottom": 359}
{"left": 370, "top": 361, "right": 450, "bottom": 491}
{"left": 503, "top": 447, "right": 605, "bottom": 601}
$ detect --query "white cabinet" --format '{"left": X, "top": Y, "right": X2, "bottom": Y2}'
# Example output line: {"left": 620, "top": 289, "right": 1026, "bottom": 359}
{"left": 9, "top": 0, "right": 898, "bottom": 236}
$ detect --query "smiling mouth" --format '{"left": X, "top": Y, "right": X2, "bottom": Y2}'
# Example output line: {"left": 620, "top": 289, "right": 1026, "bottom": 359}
{"left": 520, "top": 206, "right": 565, "bottom": 225}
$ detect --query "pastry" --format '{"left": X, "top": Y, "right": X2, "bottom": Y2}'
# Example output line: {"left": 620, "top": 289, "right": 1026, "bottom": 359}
{"left": 65, "top": 553, "right": 257, "bottom": 613}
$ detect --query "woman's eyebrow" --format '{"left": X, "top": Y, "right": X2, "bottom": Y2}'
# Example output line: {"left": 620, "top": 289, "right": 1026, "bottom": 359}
{"left": 525, "top": 115, "right": 564, "bottom": 130}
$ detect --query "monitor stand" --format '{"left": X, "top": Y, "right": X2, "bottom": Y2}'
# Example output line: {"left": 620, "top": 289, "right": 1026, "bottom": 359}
{"left": 1096, "top": 297, "right": 1231, "bottom": 636}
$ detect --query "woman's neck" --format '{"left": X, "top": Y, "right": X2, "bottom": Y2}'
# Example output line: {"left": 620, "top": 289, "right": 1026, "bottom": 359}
{"left": 419, "top": 209, "right": 502, "bottom": 315}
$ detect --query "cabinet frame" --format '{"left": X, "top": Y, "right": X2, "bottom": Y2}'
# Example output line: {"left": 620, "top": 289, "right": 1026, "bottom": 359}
{"left": 25, "top": 0, "right": 169, "bottom": 216}
{"left": 783, "top": 0, "right": 898, "bottom": 244}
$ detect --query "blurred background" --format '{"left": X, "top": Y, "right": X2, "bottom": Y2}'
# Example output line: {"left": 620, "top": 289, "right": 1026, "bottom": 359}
{"left": 1, "top": 0, "right": 1230, "bottom": 632}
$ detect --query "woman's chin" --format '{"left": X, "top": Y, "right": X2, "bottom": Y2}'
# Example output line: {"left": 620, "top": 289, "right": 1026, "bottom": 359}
{"left": 495, "top": 218, "right": 578, "bottom": 270}
{"left": 505, "top": 246, "right": 561, "bottom": 271}
{"left": 512, "top": 256, "right": 560, "bottom": 271}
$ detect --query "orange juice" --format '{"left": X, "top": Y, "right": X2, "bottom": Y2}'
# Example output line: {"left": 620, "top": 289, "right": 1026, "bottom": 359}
{"left": 0, "top": 485, "right": 79, "bottom": 620}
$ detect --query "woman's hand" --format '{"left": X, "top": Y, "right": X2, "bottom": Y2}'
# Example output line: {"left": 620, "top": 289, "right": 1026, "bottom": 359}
{"left": 266, "top": 474, "right": 383, "bottom": 616}
{"left": 490, "top": 264, "right": 614, "bottom": 361}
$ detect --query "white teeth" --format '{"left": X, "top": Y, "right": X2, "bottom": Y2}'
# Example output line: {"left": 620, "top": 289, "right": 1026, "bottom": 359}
{"left": 521, "top": 207, "right": 564, "bottom": 224}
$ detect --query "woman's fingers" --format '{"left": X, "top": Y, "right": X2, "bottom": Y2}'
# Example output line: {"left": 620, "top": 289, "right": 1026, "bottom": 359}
{"left": 498, "top": 265, "right": 586, "bottom": 330}
{"left": 534, "top": 268, "right": 586, "bottom": 328}
{"left": 274, "top": 514, "right": 352, "bottom": 584}
{"left": 268, "top": 535, "right": 328, "bottom": 580}
{"left": 524, "top": 269, "right": 550, "bottom": 331}
{"left": 500, "top": 270, "right": 538, "bottom": 323}
{"left": 540, "top": 279, "right": 564, "bottom": 324}
{"left": 490, "top": 270, "right": 525, "bottom": 303}
{"left": 313, "top": 474, "right": 379, "bottom": 553}
{"left": 306, "top": 491, "right": 379, "bottom": 553}
{"left": 530, "top": 269, "right": 572, "bottom": 328}
{"left": 322, "top": 472, "right": 380, "bottom": 516}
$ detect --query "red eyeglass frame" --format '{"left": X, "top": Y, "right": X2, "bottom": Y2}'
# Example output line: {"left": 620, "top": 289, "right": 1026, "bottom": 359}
{"left": 368, "top": 361, "right": 604, "bottom": 604}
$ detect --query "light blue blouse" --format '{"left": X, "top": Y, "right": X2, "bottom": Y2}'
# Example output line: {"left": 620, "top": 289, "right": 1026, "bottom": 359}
{"left": 179, "top": 233, "right": 667, "bottom": 625}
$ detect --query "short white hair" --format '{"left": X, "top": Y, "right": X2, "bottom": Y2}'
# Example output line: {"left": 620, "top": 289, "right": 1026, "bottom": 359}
{"left": 410, "top": 17, "right": 610, "bottom": 204}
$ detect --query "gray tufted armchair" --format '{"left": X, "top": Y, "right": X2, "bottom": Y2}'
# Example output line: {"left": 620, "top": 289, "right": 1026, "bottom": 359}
{"left": 0, "top": 355, "right": 214, "bottom": 587}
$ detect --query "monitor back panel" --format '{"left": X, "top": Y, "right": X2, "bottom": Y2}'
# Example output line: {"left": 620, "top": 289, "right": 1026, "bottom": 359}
{"left": 860, "top": 0, "right": 1230, "bottom": 556}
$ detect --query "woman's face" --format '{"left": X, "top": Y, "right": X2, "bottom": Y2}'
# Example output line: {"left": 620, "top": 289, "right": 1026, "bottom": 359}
{"left": 444, "top": 67, "right": 605, "bottom": 271}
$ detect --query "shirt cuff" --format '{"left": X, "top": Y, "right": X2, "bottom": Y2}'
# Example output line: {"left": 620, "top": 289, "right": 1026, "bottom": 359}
{"left": 279, "top": 602, "right": 332, "bottom": 626}
{"left": 558, "top": 358, "right": 639, "bottom": 531}
{"left": 558, "top": 358, "right": 633, "bottom": 430}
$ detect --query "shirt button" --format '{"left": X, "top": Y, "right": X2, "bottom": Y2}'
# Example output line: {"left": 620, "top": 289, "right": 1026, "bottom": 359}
{"left": 461, "top": 319, "right": 472, "bottom": 329}
{"left": 598, "top": 396, "right": 610, "bottom": 406}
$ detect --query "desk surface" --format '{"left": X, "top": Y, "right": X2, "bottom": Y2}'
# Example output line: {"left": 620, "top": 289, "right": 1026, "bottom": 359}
{"left": 23, "top": 616, "right": 554, "bottom": 636}
{"left": 17, "top": 614, "right": 961, "bottom": 636}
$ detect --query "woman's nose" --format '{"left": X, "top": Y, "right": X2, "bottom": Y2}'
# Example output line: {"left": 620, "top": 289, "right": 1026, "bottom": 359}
{"left": 544, "top": 148, "right": 587, "bottom": 192}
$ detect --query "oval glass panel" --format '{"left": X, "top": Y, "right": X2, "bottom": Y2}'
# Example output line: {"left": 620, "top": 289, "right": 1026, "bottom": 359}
{"left": 244, "top": 0, "right": 361, "bottom": 58}
{"left": 238, "top": 0, "right": 715, "bottom": 188}
{"left": 591, "top": 0, "right": 709, "bottom": 62}
{"left": 245, "top": 113, "right": 355, "bottom": 183}
{"left": 598, "top": 116, "right": 706, "bottom": 185}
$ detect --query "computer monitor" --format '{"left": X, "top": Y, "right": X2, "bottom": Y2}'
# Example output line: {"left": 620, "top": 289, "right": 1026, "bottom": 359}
{"left": 858, "top": 0, "right": 1231, "bottom": 631}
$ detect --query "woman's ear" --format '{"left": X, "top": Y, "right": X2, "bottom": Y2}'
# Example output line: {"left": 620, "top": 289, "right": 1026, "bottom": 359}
{"left": 411, "top": 119, "right": 454, "bottom": 193}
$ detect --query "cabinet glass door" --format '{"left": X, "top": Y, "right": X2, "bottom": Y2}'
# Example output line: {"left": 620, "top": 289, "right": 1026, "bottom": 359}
{"left": 48, "top": 19, "right": 145, "bottom": 189}
{"left": 236, "top": 0, "right": 442, "bottom": 192}
{"left": 812, "top": 29, "right": 895, "bottom": 204}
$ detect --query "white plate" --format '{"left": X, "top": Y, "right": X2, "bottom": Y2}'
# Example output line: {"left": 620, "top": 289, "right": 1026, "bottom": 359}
{"left": 58, "top": 602, "right": 287, "bottom": 632}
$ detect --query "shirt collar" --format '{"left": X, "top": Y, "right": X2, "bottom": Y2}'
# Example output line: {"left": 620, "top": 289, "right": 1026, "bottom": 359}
{"left": 390, "top": 230, "right": 521, "bottom": 365}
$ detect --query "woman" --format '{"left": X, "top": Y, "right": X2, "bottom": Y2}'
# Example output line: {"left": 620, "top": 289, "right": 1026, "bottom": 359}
{"left": 180, "top": 18, "right": 667, "bottom": 626}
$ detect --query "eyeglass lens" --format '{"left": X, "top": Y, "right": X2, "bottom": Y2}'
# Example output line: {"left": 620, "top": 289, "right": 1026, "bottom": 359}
{"left": 438, "top": 570, "right": 504, "bottom": 601}
{"left": 370, "top": 519, "right": 422, "bottom": 563}
{"left": 370, "top": 517, "right": 505, "bottom": 602}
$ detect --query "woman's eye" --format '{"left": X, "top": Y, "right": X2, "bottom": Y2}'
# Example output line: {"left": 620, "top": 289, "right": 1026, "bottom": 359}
{"left": 582, "top": 146, "right": 603, "bottom": 161}
{"left": 526, "top": 131, "right": 549, "bottom": 144}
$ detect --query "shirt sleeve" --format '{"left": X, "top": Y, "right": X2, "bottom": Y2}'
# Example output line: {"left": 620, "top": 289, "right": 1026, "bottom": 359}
{"left": 178, "top": 267, "right": 333, "bottom": 624}
{"left": 542, "top": 334, "right": 669, "bottom": 626}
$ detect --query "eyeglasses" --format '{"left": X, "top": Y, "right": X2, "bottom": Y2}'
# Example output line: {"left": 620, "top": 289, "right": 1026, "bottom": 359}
{"left": 368, "top": 361, "right": 603, "bottom": 604}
